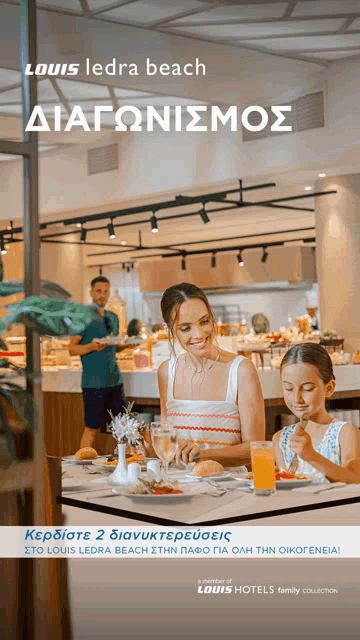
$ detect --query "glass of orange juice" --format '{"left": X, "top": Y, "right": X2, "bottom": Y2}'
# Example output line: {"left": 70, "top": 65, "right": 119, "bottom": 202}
{"left": 250, "top": 441, "right": 276, "bottom": 496}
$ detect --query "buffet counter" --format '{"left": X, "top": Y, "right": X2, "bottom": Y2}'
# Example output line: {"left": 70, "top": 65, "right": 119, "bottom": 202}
{"left": 40, "top": 365, "right": 360, "bottom": 458}
{"left": 41, "top": 365, "right": 360, "bottom": 399}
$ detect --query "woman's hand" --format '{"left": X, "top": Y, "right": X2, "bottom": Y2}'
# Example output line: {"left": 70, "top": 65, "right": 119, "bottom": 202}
{"left": 175, "top": 438, "right": 200, "bottom": 465}
{"left": 289, "top": 426, "right": 315, "bottom": 462}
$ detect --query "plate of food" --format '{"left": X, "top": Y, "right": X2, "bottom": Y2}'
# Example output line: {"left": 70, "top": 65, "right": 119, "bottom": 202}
{"left": 96, "top": 336, "right": 125, "bottom": 345}
{"left": 62, "top": 448, "right": 99, "bottom": 465}
{"left": 185, "top": 460, "right": 234, "bottom": 481}
{"left": 238, "top": 470, "right": 320, "bottom": 489}
{"left": 113, "top": 479, "right": 194, "bottom": 501}
{"left": 92, "top": 455, "right": 156, "bottom": 471}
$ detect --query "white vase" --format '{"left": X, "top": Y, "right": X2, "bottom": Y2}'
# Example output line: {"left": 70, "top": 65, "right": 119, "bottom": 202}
{"left": 108, "top": 443, "right": 129, "bottom": 487}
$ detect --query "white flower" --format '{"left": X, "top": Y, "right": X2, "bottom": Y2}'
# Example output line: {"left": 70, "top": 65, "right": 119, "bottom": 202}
{"left": 108, "top": 412, "right": 142, "bottom": 445}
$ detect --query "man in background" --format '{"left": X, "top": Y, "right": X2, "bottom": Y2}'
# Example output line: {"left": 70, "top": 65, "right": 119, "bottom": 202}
{"left": 69, "top": 276, "right": 127, "bottom": 449}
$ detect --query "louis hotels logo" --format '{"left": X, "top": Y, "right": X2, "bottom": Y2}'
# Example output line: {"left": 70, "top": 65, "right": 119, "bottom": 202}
{"left": 197, "top": 579, "right": 275, "bottom": 595}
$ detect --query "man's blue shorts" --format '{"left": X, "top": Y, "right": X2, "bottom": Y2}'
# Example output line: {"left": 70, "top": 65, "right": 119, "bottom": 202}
{"left": 82, "top": 384, "right": 127, "bottom": 430}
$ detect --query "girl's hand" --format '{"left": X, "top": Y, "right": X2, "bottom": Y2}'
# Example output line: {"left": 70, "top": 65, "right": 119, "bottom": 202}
{"left": 175, "top": 438, "right": 200, "bottom": 465}
{"left": 289, "top": 426, "right": 315, "bottom": 462}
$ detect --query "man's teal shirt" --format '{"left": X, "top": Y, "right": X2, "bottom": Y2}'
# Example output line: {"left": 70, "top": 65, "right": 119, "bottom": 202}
{"left": 79, "top": 309, "right": 122, "bottom": 389}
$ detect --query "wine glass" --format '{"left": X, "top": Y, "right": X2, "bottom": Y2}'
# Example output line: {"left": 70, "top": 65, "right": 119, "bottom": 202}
{"left": 150, "top": 422, "right": 177, "bottom": 483}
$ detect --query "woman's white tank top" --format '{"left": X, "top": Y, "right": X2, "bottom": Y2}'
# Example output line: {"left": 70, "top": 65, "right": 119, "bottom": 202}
{"left": 166, "top": 355, "right": 244, "bottom": 449}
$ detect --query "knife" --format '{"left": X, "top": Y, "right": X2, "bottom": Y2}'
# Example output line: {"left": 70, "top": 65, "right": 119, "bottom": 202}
{"left": 313, "top": 482, "right": 347, "bottom": 494}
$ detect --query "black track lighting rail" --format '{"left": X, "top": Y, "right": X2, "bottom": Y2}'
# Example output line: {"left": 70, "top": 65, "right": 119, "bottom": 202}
{"left": 87, "top": 225, "right": 316, "bottom": 258}
{"left": 0, "top": 180, "right": 336, "bottom": 251}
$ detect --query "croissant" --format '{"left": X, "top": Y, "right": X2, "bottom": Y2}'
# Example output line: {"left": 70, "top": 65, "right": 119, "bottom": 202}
{"left": 74, "top": 447, "right": 98, "bottom": 460}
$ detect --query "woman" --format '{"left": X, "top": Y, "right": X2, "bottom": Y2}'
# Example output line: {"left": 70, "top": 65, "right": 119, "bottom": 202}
{"left": 157, "top": 282, "right": 265, "bottom": 466}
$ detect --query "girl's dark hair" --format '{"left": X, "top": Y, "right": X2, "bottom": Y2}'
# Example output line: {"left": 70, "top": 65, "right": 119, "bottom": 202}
{"left": 280, "top": 342, "right": 335, "bottom": 384}
{"left": 160, "top": 282, "right": 216, "bottom": 355}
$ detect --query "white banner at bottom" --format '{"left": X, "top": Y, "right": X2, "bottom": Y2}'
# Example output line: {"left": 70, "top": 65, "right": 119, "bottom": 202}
{"left": 0, "top": 526, "right": 359, "bottom": 558}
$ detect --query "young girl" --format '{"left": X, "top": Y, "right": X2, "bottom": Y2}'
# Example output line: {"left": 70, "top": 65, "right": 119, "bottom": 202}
{"left": 157, "top": 282, "right": 265, "bottom": 466}
{"left": 273, "top": 343, "right": 360, "bottom": 483}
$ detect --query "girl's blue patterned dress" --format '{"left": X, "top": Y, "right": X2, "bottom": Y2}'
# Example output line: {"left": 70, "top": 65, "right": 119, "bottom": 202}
{"left": 280, "top": 420, "right": 346, "bottom": 476}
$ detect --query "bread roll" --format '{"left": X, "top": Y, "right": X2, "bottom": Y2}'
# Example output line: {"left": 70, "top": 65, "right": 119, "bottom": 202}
{"left": 74, "top": 447, "right": 97, "bottom": 460}
{"left": 192, "top": 460, "right": 224, "bottom": 477}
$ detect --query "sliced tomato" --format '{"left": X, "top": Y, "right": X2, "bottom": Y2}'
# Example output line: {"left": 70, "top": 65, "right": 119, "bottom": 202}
{"left": 276, "top": 471, "right": 296, "bottom": 480}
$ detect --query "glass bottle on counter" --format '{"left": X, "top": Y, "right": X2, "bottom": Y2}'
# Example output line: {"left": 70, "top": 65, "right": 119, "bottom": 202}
{"left": 108, "top": 288, "right": 126, "bottom": 337}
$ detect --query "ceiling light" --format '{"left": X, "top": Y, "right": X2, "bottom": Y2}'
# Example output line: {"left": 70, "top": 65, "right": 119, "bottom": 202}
{"left": 107, "top": 220, "right": 116, "bottom": 239}
{"left": 181, "top": 255, "right": 186, "bottom": 271}
{"left": 120, "top": 240, "right": 127, "bottom": 245}
{"left": 237, "top": 250, "right": 244, "bottom": 267}
{"left": 304, "top": 186, "right": 312, "bottom": 191}
{"left": 76, "top": 223, "right": 82, "bottom": 228}
{"left": 318, "top": 173, "right": 326, "bottom": 178}
{"left": 1, "top": 237, "right": 7, "bottom": 255}
{"left": 126, "top": 264, "right": 130, "bottom": 273}
{"left": 211, "top": 252, "right": 216, "bottom": 268}
{"left": 261, "top": 247, "right": 268, "bottom": 263}
{"left": 199, "top": 207, "right": 210, "bottom": 224}
{"left": 151, "top": 213, "right": 158, "bottom": 233}
{"left": 80, "top": 225, "right": 87, "bottom": 243}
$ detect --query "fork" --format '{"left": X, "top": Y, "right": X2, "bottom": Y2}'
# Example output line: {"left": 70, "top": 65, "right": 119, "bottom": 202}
{"left": 288, "top": 414, "right": 309, "bottom": 474}
{"left": 82, "top": 466, "right": 103, "bottom": 475}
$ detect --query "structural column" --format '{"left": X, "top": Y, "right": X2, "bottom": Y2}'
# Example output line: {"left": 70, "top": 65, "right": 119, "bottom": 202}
{"left": 315, "top": 174, "right": 360, "bottom": 351}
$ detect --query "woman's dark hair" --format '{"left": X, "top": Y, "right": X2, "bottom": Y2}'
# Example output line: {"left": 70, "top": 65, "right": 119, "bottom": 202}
{"left": 280, "top": 343, "right": 335, "bottom": 384}
{"left": 160, "top": 282, "right": 216, "bottom": 355}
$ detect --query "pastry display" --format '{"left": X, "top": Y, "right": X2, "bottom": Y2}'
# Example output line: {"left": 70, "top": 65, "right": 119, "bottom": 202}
{"left": 329, "top": 352, "right": 352, "bottom": 366}
{"left": 74, "top": 447, "right": 98, "bottom": 460}
{"left": 192, "top": 460, "right": 224, "bottom": 477}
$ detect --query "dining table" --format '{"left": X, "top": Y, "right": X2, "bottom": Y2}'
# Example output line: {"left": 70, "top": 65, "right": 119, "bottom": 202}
{"left": 59, "top": 460, "right": 360, "bottom": 527}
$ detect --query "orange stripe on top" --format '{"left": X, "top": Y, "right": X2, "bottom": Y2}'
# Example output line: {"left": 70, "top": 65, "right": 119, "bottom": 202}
{"left": 167, "top": 412, "right": 240, "bottom": 420}
{"left": 189, "top": 439, "right": 238, "bottom": 446}
{"left": 173, "top": 425, "right": 239, "bottom": 434}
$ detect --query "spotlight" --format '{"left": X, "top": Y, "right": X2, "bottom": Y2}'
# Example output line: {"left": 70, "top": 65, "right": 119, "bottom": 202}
{"left": 107, "top": 220, "right": 116, "bottom": 239}
{"left": 76, "top": 223, "right": 82, "bottom": 228}
{"left": 151, "top": 213, "right": 158, "bottom": 233}
{"left": 211, "top": 252, "right": 216, "bottom": 268}
{"left": 1, "top": 237, "right": 7, "bottom": 255}
{"left": 126, "top": 264, "right": 130, "bottom": 273}
{"left": 318, "top": 173, "right": 326, "bottom": 178}
{"left": 261, "top": 247, "right": 268, "bottom": 263}
{"left": 99, "top": 266, "right": 103, "bottom": 275}
{"left": 237, "top": 250, "right": 244, "bottom": 267}
{"left": 120, "top": 240, "right": 127, "bottom": 245}
{"left": 122, "top": 263, "right": 126, "bottom": 270}
{"left": 199, "top": 207, "right": 210, "bottom": 224}
{"left": 80, "top": 225, "right": 87, "bottom": 243}
{"left": 181, "top": 255, "right": 186, "bottom": 271}
{"left": 304, "top": 186, "right": 312, "bottom": 191}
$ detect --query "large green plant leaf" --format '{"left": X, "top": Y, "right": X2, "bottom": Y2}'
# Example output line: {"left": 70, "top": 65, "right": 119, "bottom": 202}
{"left": 0, "top": 279, "right": 71, "bottom": 299}
{"left": 0, "top": 297, "right": 96, "bottom": 335}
